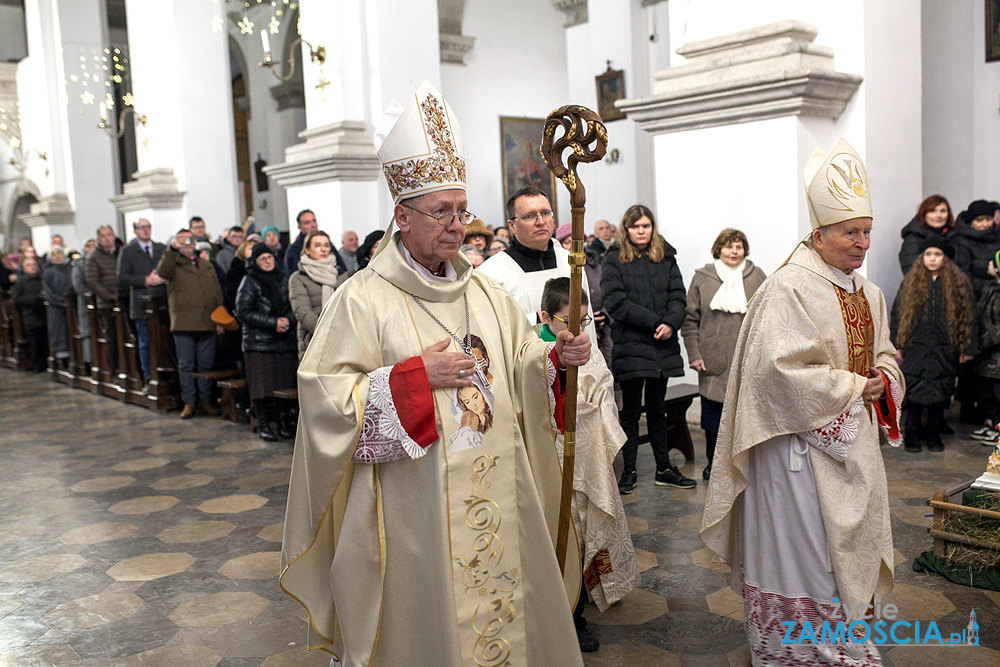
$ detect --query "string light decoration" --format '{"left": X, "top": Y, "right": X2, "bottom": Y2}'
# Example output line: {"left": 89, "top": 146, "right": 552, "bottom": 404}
{"left": 0, "top": 102, "right": 48, "bottom": 176}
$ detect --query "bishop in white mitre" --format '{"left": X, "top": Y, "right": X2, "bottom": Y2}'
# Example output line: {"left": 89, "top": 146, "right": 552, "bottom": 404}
{"left": 700, "top": 139, "right": 904, "bottom": 666}
{"left": 279, "top": 81, "right": 590, "bottom": 667}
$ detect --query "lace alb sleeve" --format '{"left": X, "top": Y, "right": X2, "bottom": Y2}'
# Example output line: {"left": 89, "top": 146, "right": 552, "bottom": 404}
{"left": 796, "top": 400, "right": 864, "bottom": 463}
{"left": 353, "top": 366, "right": 429, "bottom": 464}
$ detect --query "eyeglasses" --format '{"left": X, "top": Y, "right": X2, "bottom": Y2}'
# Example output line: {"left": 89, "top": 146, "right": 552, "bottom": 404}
{"left": 510, "top": 210, "right": 554, "bottom": 224}
{"left": 402, "top": 205, "right": 476, "bottom": 226}
{"left": 551, "top": 313, "right": 593, "bottom": 327}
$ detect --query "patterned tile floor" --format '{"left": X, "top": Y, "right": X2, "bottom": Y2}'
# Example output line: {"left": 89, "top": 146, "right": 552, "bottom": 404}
{"left": 1, "top": 368, "right": 998, "bottom": 666}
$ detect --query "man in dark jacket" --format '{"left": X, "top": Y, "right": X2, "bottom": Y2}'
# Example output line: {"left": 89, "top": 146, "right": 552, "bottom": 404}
{"left": 85, "top": 225, "right": 121, "bottom": 372}
{"left": 117, "top": 218, "right": 166, "bottom": 385}
{"left": 157, "top": 229, "right": 224, "bottom": 419}
{"left": 214, "top": 226, "right": 245, "bottom": 274}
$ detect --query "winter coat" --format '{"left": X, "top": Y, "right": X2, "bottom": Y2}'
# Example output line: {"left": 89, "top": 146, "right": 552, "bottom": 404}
{"left": 288, "top": 269, "right": 349, "bottom": 357}
{"left": 601, "top": 241, "right": 687, "bottom": 381}
{"left": 12, "top": 271, "right": 47, "bottom": 330}
{"left": 974, "top": 282, "right": 1000, "bottom": 380}
{"left": 42, "top": 262, "right": 73, "bottom": 308}
{"left": 224, "top": 258, "right": 247, "bottom": 314}
{"left": 890, "top": 276, "right": 970, "bottom": 406}
{"left": 952, "top": 215, "right": 1000, "bottom": 298}
{"left": 215, "top": 241, "right": 239, "bottom": 274}
{"left": 235, "top": 268, "right": 298, "bottom": 354}
{"left": 681, "top": 261, "right": 767, "bottom": 403}
{"left": 117, "top": 239, "right": 167, "bottom": 320}
{"left": 898, "top": 215, "right": 954, "bottom": 275}
{"left": 156, "top": 247, "right": 223, "bottom": 332}
{"left": 84, "top": 246, "right": 120, "bottom": 308}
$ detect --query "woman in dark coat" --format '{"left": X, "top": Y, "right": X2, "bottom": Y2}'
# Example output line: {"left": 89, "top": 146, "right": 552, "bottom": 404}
{"left": 236, "top": 244, "right": 298, "bottom": 441}
{"left": 899, "top": 195, "right": 955, "bottom": 274}
{"left": 602, "top": 204, "right": 694, "bottom": 494}
{"left": 953, "top": 199, "right": 1000, "bottom": 297}
{"left": 11, "top": 257, "right": 48, "bottom": 372}
{"left": 891, "top": 237, "right": 973, "bottom": 452}
{"left": 224, "top": 234, "right": 260, "bottom": 313}
{"left": 356, "top": 230, "right": 384, "bottom": 270}
{"left": 42, "top": 246, "right": 73, "bottom": 362}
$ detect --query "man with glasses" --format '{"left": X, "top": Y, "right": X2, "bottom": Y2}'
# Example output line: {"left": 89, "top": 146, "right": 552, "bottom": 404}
{"left": 480, "top": 186, "right": 596, "bottom": 340}
{"left": 280, "top": 81, "right": 593, "bottom": 666}
{"left": 117, "top": 218, "right": 166, "bottom": 388}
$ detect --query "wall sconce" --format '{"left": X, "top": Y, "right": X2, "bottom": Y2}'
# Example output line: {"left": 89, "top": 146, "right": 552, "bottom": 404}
{"left": 258, "top": 32, "right": 326, "bottom": 82}
{"left": 8, "top": 147, "right": 48, "bottom": 177}
{"left": 604, "top": 148, "right": 621, "bottom": 164}
{"left": 99, "top": 107, "right": 147, "bottom": 140}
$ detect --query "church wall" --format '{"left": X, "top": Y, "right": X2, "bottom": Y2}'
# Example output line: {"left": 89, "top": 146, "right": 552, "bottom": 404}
{"left": 922, "top": 0, "right": 1000, "bottom": 215}
{"left": 440, "top": 0, "right": 569, "bottom": 228}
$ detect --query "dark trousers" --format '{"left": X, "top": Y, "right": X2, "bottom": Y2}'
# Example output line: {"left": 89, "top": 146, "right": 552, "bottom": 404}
{"left": 26, "top": 325, "right": 48, "bottom": 372}
{"left": 173, "top": 331, "right": 215, "bottom": 404}
{"left": 98, "top": 308, "right": 118, "bottom": 373}
{"left": 134, "top": 318, "right": 150, "bottom": 378}
{"left": 619, "top": 376, "right": 670, "bottom": 471}
{"left": 980, "top": 377, "right": 1000, "bottom": 421}
{"left": 906, "top": 404, "right": 944, "bottom": 440}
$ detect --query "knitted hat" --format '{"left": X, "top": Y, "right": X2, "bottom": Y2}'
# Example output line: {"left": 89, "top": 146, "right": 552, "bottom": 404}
{"left": 918, "top": 235, "right": 955, "bottom": 259}
{"left": 803, "top": 138, "right": 873, "bottom": 229}
{"left": 463, "top": 218, "right": 493, "bottom": 245}
{"left": 965, "top": 200, "right": 998, "bottom": 221}
{"left": 250, "top": 243, "right": 275, "bottom": 263}
{"left": 261, "top": 225, "right": 279, "bottom": 240}
{"left": 555, "top": 222, "right": 572, "bottom": 242}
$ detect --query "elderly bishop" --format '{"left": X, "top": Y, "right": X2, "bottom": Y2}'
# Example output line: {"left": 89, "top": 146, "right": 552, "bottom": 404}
{"left": 280, "top": 81, "right": 589, "bottom": 667}
{"left": 700, "top": 139, "right": 904, "bottom": 666}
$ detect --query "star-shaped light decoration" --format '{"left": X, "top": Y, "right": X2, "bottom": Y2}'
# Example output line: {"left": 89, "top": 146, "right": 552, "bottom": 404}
{"left": 81, "top": 91, "right": 95, "bottom": 105}
{"left": 10, "top": 136, "right": 20, "bottom": 148}
{"left": 210, "top": 15, "right": 223, "bottom": 32}
{"left": 268, "top": 16, "right": 280, "bottom": 34}
{"left": 112, "top": 74, "right": 122, "bottom": 84}
{"left": 122, "top": 93, "right": 134, "bottom": 107}
{"left": 105, "top": 99, "right": 115, "bottom": 110}
{"left": 238, "top": 16, "right": 254, "bottom": 34}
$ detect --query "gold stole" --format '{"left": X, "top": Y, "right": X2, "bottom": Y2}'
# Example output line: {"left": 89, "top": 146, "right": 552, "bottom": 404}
{"left": 835, "top": 286, "right": 875, "bottom": 419}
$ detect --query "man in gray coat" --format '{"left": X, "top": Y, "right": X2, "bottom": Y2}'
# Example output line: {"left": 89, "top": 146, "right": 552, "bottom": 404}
{"left": 117, "top": 218, "right": 166, "bottom": 386}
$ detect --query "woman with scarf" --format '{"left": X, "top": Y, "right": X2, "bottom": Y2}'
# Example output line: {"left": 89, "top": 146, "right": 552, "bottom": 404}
{"left": 236, "top": 244, "right": 298, "bottom": 441}
{"left": 681, "top": 229, "right": 766, "bottom": 480}
{"left": 289, "top": 230, "right": 351, "bottom": 358}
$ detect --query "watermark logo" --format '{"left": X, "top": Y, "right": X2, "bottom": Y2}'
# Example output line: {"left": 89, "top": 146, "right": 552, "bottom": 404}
{"left": 780, "top": 598, "right": 979, "bottom": 647}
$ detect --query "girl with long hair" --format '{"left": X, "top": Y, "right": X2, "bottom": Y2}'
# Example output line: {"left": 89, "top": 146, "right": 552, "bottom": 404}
{"left": 891, "top": 237, "right": 973, "bottom": 452}
{"left": 602, "top": 204, "right": 694, "bottom": 493}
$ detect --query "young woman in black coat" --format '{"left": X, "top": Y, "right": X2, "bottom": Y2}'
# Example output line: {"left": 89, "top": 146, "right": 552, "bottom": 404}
{"left": 236, "top": 244, "right": 298, "bottom": 441}
{"left": 898, "top": 195, "right": 955, "bottom": 274}
{"left": 602, "top": 204, "right": 695, "bottom": 494}
{"left": 11, "top": 257, "right": 48, "bottom": 372}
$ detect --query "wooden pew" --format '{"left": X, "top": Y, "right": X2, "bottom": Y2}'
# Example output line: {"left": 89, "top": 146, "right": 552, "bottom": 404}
{"left": 0, "top": 292, "right": 31, "bottom": 371}
{"left": 115, "top": 292, "right": 146, "bottom": 406}
{"left": 86, "top": 293, "right": 122, "bottom": 399}
{"left": 143, "top": 297, "right": 182, "bottom": 411}
{"left": 65, "top": 291, "right": 91, "bottom": 389}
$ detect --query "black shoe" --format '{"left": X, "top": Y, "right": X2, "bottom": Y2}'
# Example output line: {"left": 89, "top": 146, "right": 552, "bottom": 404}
{"left": 618, "top": 469, "right": 637, "bottom": 495}
{"left": 576, "top": 626, "right": 600, "bottom": 652}
{"left": 257, "top": 420, "right": 278, "bottom": 442}
{"left": 926, "top": 435, "right": 945, "bottom": 452}
{"left": 655, "top": 465, "right": 696, "bottom": 489}
{"left": 277, "top": 412, "right": 296, "bottom": 440}
{"left": 904, "top": 438, "right": 922, "bottom": 453}
{"left": 702, "top": 464, "right": 712, "bottom": 481}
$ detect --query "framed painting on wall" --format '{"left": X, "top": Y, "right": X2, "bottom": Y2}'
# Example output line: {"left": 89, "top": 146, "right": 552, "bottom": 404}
{"left": 988, "top": 0, "right": 1000, "bottom": 62}
{"left": 499, "top": 116, "right": 558, "bottom": 223}
{"left": 595, "top": 62, "right": 626, "bottom": 122}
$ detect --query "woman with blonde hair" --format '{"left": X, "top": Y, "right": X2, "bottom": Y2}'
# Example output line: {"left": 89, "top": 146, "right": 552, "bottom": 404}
{"left": 602, "top": 204, "right": 694, "bottom": 493}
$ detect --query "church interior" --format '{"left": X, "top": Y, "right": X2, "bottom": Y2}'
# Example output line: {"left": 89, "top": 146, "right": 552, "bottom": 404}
{"left": 2, "top": 0, "right": 1000, "bottom": 665}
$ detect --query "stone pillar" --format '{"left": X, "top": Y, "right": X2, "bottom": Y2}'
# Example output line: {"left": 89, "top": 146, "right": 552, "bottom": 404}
{"left": 124, "top": 0, "right": 240, "bottom": 242}
{"left": 19, "top": 194, "right": 76, "bottom": 250}
{"left": 618, "top": 19, "right": 864, "bottom": 277}
{"left": 109, "top": 168, "right": 186, "bottom": 242}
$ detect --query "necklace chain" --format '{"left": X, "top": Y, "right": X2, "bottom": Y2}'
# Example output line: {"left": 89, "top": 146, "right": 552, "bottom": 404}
{"left": 409, "top": 293, "right": 471, "bottom": 354}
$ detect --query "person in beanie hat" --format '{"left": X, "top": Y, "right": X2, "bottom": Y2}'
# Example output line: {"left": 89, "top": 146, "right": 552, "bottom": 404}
{"left": 954, "top": 199, "right": 1000, "bottom": 297}
{"left": 702, "top": 138, "right": 905, "bottom": 666}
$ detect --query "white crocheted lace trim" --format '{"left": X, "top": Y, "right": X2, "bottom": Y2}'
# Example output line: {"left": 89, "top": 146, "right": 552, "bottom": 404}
{"left": 353, "top": 365, "right": 427, "bottom": 464}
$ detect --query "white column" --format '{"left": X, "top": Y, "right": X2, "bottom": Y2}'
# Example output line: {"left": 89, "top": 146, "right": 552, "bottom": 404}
{"left": 123, "top": 0, "right": 240, "bottom": 242}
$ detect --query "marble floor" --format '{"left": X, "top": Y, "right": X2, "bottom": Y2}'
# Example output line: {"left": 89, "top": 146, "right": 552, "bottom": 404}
{"left": 0, "top": 368, "right": 998, "bottom": 666}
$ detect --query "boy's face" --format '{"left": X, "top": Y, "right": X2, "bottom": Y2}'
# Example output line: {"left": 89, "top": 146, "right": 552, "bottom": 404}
{"left": 541, "top": 302, "right": 588, "bottom": 335}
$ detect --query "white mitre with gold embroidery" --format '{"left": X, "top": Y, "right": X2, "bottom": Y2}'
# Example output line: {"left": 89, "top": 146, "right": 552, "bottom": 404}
{"left": 803, "top": 138, "right": 873, "bottom": 229}
{"left": 376, "top": 80, "right": 466, "bottom": 204}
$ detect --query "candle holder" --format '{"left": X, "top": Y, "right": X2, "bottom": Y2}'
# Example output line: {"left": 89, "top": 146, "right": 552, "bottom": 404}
{"left": 259, "top": 36, "right": 326, "bottom": 82}
{"left": 98, "top": 107, "right": 147, "bottom": 140}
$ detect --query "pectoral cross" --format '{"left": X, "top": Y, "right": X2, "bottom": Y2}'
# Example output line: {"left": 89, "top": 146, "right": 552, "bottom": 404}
{"left": 470, "top": 353, "right": 490, "bottom": 389}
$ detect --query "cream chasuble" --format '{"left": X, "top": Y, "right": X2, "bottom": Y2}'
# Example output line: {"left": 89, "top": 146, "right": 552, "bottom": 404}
{"left": 280, "top": 234, "right": 583, "bottom": 667}
{"left": 700, "top": 244, "right": 904, "bottom": 656}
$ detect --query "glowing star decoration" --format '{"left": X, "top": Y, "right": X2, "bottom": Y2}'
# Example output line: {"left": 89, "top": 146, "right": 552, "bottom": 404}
{"left": 268, "top": 16, "right": 280, "bottom": 34}
{"left": 238, "top": 16, "right": 254, "bottom": 34}
{"left": 81, "top": 91, "right": 95, "bottom": 105}
{"left": 112, "top": 74, "right": 122, "bottom": 84}
{"left": 11, "top": 136, "right": 21, "bottom": 148}
{"left": 122, "top": 93, "right": 134, "bottom": 107}
{"left": 210, "top": 15, "right": 224, "bottom": 32}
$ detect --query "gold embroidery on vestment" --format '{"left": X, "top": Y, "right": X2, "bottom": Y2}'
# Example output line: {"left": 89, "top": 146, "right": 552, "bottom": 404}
{"left": 835, "top": 286, "right": 874, "bottom": 377}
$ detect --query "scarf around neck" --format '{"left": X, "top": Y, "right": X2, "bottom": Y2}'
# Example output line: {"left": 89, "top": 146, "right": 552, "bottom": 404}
{"left": 247, "top": 263, "right": 287, "bottom": 317}
{"left": 709, "top": 259, "right": 748, "bottom": 313}
{"left": 298, "top": 253, "right": 342, "bottom": 305}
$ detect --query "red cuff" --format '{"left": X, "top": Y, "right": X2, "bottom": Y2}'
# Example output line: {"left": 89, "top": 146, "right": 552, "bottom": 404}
{"left": 388, "top": 356, "right": 438, "bottom": 448}
{"left": 873, "top": 370, "right": 899, "bottom": 442}
{"left": 548, "top": 347, "right": 566, "bottom": 433}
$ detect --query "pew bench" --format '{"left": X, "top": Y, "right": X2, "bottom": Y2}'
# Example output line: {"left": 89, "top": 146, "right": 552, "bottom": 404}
{"left": 216, "top": 377, "right": 248, "bottom": 424}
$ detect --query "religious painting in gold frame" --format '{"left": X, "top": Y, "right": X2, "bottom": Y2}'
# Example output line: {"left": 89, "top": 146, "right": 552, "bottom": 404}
{"left": 988, "top": 0, "right": 1000, "bottom": 62}
{"left": 499, "top": 117, "right": 559, "bottom": 223}
{"left": 595, "top": 63, "right": 626, "bottom": 122}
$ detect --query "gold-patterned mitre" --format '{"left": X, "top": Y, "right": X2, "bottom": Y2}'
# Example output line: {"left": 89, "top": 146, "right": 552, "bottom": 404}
{"left": 377, "top": 80, "right": 466, "bottom": 204}
{"left": 803, "top": 138, "right": 873, "bottom": 229}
